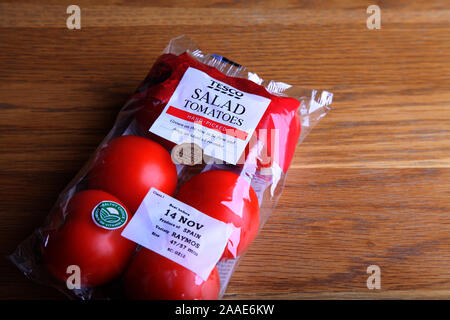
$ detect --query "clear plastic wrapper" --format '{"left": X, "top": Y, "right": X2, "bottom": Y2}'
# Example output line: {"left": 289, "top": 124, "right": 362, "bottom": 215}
{"left": 10, "top": 35, "right": 333, "bottom": 300}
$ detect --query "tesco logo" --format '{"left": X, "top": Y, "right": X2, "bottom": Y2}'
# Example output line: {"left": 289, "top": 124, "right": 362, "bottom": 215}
{"left": 207, "top": 80, "right": 244, "bottom": 100}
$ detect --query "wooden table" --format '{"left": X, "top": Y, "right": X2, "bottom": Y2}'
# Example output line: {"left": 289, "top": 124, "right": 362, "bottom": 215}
{"left": 1, "top": 1, "right": 449, "bottom": 299}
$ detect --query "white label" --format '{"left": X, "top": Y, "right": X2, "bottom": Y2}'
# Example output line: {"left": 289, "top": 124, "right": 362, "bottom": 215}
{"left": 149, "top": 67, "right": 271, "bottom": 165}
{"left": 121, "top": 188, "right": 232, "bottom": 280}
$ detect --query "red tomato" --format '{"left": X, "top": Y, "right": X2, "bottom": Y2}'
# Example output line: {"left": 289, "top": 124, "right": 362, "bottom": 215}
{"left": 135, "top": 97, "right": 177, "bottom": 151}
{"left": 42, "top": 190, "right": 136, "bottom": 287}
{"left": 176, "top": 170, "right": 259, "bottom": 260}
{"left": 88, "top": 135, "right": 177, "bottom": 213}
{"left": 124, "top": 248, "right": 220, "bottom": 300}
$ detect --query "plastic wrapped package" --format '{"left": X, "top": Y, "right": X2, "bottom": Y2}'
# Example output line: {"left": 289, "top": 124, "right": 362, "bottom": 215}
{"left": 10, "top": 35, "right": 333, "bottom": 300}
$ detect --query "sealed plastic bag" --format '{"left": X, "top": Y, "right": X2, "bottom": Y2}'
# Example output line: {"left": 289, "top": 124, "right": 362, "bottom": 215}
{"left": 10, "top": 35, "right": 332, "bottom": 300}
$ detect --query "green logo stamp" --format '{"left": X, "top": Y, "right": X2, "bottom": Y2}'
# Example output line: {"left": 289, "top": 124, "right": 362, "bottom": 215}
{"left": 92, "top": 201, "right": 128, "bottom": 230}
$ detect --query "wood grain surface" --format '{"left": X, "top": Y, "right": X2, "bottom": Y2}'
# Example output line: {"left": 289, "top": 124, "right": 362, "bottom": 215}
{"left": 0, "top": 0, "right": 449, "bottom": 299}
